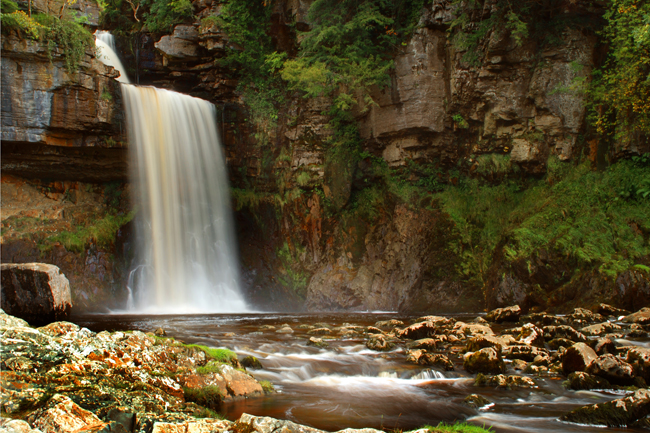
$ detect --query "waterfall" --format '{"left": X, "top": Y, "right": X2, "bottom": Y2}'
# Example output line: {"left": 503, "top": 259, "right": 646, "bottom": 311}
{"left": 95, "top": 34, "right": 248, "bottom": 313}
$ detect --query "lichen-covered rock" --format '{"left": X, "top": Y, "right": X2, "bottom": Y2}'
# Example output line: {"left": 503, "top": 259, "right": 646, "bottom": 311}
{"left": 463, "top": 394, "right": 492, "bottom": 409}
{"left": 570, "top": 308, "right": 604, "bottom": 324}
{"left": 562, "top": 343, "right": 598, "bottom": 375}
{"left": 466, "top": 335, "right": 514, "bottom": 353}
{"left": 407, "top": 338, "right": 438, "bottom": 351}
{"left": 366, "top": 334, "right": 393, "bottom": 352}
{"left": 626, "top": 347, "right": 650, "bottom": 382}
{"left": 307, "top": 337, "right": 328, "bottom": 348}
{"left": 596, "top": 304, "right": 630, "bottom": 318}
{"left": 27, "top": 394, "right": 107, "bottom": 433}
{"left": 374, "top": 319, "right": 404, "bottom": 330}
{"left": 559, "top": 388, "right": 650, "bottom": 427}
{"left": 399, "top": 321, "right": 437, "bottom": 340}
{"left": 564, "top": 371, "right": 611, "bottom": 390}
{"left": 475, "top": 373, "right": 536, "bottom": 389}
{"left": 594, "top": 338, "right": 617, "bottom": 355}
{"left": 485, "top": 305, "right": 521, "bottom": 323}
{"left": 518, "top": 323, "right": 545, "bottom": 347}
{"left": 581, "top": 322, "right": 622, "bottom": 337}
{"left": 453, "top": 322, "right": 494, "bottom": 337}
{"left": 406, "top": 350, "right": 454, "bottom": 370}
{"left": 463, "top": 347, "right": 505, "bottom": 374}
{"left": 586, "top": 354, "right": 635, "bottom": 386}
{"left": 543, "top": 325, "right": 587, "bottom": 343}
{"left": 502, "top": 345, "right": 548, "bottom": 362}
{"left": 241, "top": 356, "right": 263, "bottom": 370}
{"left": 0, "top": 419, "right": 43, "bottom": 433}
{"left": 623, "top": 307, "right": 650, "bottom": 325}
{"left": 236, "top": 413, "right": 384, "bottom": 433}
{"left": 1, "top": 263, "right": 71, "bottom": 325}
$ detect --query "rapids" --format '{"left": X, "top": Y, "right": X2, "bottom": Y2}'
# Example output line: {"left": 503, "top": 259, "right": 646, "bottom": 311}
{"left": 74, "top": 313, "right": 643, "bottom": 433}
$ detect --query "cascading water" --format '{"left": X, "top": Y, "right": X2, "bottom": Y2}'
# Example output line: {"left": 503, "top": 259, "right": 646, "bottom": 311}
{"left": 94, "top": 33, "right": 247, "bottom": 313}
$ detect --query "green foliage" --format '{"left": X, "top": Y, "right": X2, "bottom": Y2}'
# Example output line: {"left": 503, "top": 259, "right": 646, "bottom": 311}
{"left": 590, "top": 0, "right": 650, "bottom": 140}
{"left": 32, "top": 13, "right": 94, "bottom": 73}
{"left": 184, "top": 345, "right": 238, "bottom": 365}
{"left": 144, "top": 0, "right": 192, "bottom": 33}
{"left": 183, "top": 385, "right": 223, "bottom": 409}
{"left": 196, "top": 361, "right": 224, "bottom": 375}
{"left": 100, "top": 0, "right": 193, "bottom": 34}
{"left": 259, "top": 380, "right": 275, "bottom": 394}
{"left": 193, "top": 407, "right": 225, "bottom": 419}
{"left": 1, "top": 9, "right": 45, "bottom": 39}
{"left": 439, "top": 157, "right": 650, "bottom": 285}
{"left": 421, "top": 422, "right": 493, "bottom": 433}
{"left": 277, "top": 242, "right": 309, "bottom": 297}
{"left": 452, "top": 114, "right": 469, "bottom": 129}
{"left": 474, "top": 154, "right": 515, "bottom": 178}
{"left": 40, "top": 211, "right": 134, "bottom": 253}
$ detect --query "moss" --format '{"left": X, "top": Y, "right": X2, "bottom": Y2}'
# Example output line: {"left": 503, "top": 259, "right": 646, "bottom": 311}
{"left": 420, "top": 422, "right": 493, "bottom": 432}
{"left": 193, "top": 407, "right": 225, "bottom": 419}
{"left": 259, "top": 380, "right": 274, "bottom": 394}
{"left": 183, "top": 385, "right": 222, "bottom": 409}
{"left": 182, "top": 344, "right": 237, "bottom": 366}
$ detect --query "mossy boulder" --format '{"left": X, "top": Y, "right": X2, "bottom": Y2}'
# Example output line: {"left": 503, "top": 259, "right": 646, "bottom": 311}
{"left": 463, "top": 347, "right": 505, "bottom": 374}
{"left": 559, "top": 388, "right": 650, "bottom": 427}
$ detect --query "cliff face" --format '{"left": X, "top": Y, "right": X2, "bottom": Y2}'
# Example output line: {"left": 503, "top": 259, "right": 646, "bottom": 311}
{"left": 3, "top": 0, "right": 648, "bottom": 313}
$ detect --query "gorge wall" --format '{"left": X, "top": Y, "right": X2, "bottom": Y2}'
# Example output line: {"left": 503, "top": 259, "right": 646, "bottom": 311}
{"left": 2, "top": 0, "right": 648, "bottom": 314}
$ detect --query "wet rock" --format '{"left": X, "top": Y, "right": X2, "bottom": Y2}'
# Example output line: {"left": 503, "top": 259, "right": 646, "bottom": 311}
{"left": 241, "top": 356, "right": 262, "bottom": 370}
{"left": 1, "top": 263, "right": 72, "bottom": 325}
{"left": 626, "top": 347, "right": 650, "bottom": 381}
{"left": 259, "top": 325, "right": 276, "bottom": 330}
{"left": 307, "top": 337, "right": 328, "bottom": 348}
{"left": 0, "top": 309, "right": 29, "bottom": 329}
{"left": 407, "top": 338, "right": 438, "bottom": 351}
{"left": 399, "top": 321, "right": 437, "bottom": 340}
{"left": 547, "top": 338, "right": 576, "bottom": 350}
{"left": 627, "top": 324, "right": 648, "bottom": 338}
{"left": 518, "top": 323, "right": 545, "bottom": 347}
{"left": 28, "top": 394, "right": 107, "bottom": 433}
{"left": 543, "top": 325, "right": 587, "bottom": 343}
{"left": 463, "top": 348, "right": 505, "bottom": 374}
{"left": 511, "top": 359, "right": 528, "bottom": 371}
{"left": 485, "top": 305, "right": 521, "bottom": 323}
{"left": 466, "top": 335, "right": 514, "bottom": 353}
{"left": 562, "top": 343, "right": 598, "bottom": 374}
{"left": 154, "top": 328, "right": 167, "bottom": 337}
{"left": 503, "top": 345, "right": 548, "bottom": 362}
{"left": 521, "top": 313, "right": 566, "bottom": 327}
{"left": 407, "top": 350, "right": 454, "bottom": 370}
{"left": 581, "top": 322, "right": 622, "bottom": 337}
{"left": 366, "top": 327, "right": 383, "bottom": 334}
{"left": 375, "top": 319, "right": 404, "bottom": 330}
{"left": 594, "top": 338, "right": 617, "bottom": 355}
{"left": 463, "top": 394, "right": 492, "bottom": 409}
{"left": 570, "top": 308, "right": 604, "bottom": 323}
{"left": 586, "top": 354, "right": 635, "bottom": 386}
{"left": 564, "top": 371, "right": 612, "bottom": 390}
{"left": 596, "top": 304, "right": 630, "bottom": 317}
{"left": 307, "top": 328, "right": 332, "bottom": 335}
{"left": 559, "top": 388, "right": 650, "bottom": 427}
{"left": 181, "top": 365, "right": 263, "bottom": 401}
{"left": 366, "top": 334, "right": 393, "bottom": 352}
{"left": 155, "top": 25, "right": 201, "bottom": 59}
{"left": 475, "top": 373, "right": 536, "bottom": 388}
{"left": 623, "top": 307, "right": 650, "bottom": 325}
{"left": 276, "top": 326, "right": 293, "bottom": 334}
{"left": 453, "top": 322, "right": 494, "bottom": 337}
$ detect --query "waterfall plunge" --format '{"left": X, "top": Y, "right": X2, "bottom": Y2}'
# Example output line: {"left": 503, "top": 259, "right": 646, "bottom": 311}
{"left": 95, "top": 34, "right": 248, "bottom": 313}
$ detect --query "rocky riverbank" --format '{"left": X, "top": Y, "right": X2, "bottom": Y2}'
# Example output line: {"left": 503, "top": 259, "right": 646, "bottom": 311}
{"left": 4, "top": 305, "right": 650, "bottom": 431}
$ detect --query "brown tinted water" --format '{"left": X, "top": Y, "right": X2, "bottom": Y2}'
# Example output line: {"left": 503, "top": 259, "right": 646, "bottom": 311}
{"left": 73, "top": 313, "right": 644, "bottom": 433}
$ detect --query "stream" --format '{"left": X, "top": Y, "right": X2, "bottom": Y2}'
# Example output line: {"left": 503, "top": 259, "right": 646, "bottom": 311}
{"left": 73, "top": 312, "right": 643, "bottom": 433}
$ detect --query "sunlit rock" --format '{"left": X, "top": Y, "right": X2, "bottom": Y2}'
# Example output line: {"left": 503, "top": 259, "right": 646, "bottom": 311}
{"left": 463, "top": 347, "right": 505, "bottom": 374}
{"left": 560, "top": 388, "right": 650, "bottom": 427}
{"left": 485, "top": 305, "right": 521, "bottom": 323}
{"left": 562, "top": 343, "right": 597, "bottom": 375}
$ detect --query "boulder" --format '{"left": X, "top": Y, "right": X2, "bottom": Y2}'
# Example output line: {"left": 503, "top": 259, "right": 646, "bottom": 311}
{"left": 180, "top": 365, "right": 263, "bottom": 401}
{"left": 475, "top": 373, "right": 536, "bottom": 388}
{"left": 366, "top": 334, "right": 393, "bottom": 352}
{"left": 466, "top": 335, "right": 514, "bottom": 353}
{"left": 594, "top": 338, "right": 617, "bottom": 355}
{"left": 28, "top": 394, "right": 107, "bottom": 433}
{"left": 518, "top": 323, "right": 545, "bottom": 347}
{"left": 374, "top": 319, "right": 404, "bottom": 330}
{"left": 463, "top": 394, "right": 492, "bottom": 409}
{"left": 453, "top": 322, "right": 494, "bottom": 337}
{"left": 564, "top": 371, "right": 611, "bottom": 390}
{"left": 570, "top": 308, "right": 604, "bottom": 323}
{"left": 626, "top": 347, "right": 650, "bottom": 382}
{"left": 151, "top": 420, "right": 231, "bottom": 433}
{"left": 308, "top": 328, "right": 332, "bottom": 335}
{"left": 622, "top": 307, "right": 650, "bottom": 325}
{"left": 559, "top": 388, "right": 650, "bottom": 427}
{"left": 399, "top": 321, "right": 437, "bottom": 340}
{"left": 581, "top": 322, "right": 622, "bottom": 336}
{"left": 543, "top": 325, "right": 587, "bottom": 343}
{"left": 307, "top": 337, "right": 328, "bottom": 348}
{"left": 155, "top": 25, "right": 201, "bottom": 59}
{"left": 463, "top": 348, "right": 505, "bottom": 374}
{"left": 596, "top": 304, "right": 630, "bottom": 317}
{"left": 562, "top": 343, "right": 598, "bottom": 375}
{"left": 503, "top": 345, "right": 548, "bottom": 362}
{"left": 241, "top": 356, "right": 263, "bottom": 370}
{"left": 235, "top": 413, "right": 383, "bottom": 433}
{"left": 547, "top": 338, "right": 576, "bottom": 350}
{"left": 1, "top": 263, "right": 72, "bottom": 325}
{"left": 407, "top": 338, "right": 438, "bottom": 351}
{"left": 0, "top": 419, "right": 43, "bottom": 433}
{"left": 411, "top": 351, "right": 454, "bottom": 370}
{"left": 586, "top": 354, "right": 635, "bottom": 386}
{"left": 485, "top": 305, "right": 521, "bottom": 323}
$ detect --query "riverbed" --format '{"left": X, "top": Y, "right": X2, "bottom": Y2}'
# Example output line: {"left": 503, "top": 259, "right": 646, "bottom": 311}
{"left": 73, "top": 312, "right": 642, "bottom": 433}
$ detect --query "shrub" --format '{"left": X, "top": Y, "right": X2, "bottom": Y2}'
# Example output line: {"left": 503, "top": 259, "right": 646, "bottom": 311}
{"left": 183, "top": 385, "right": 223, "bottom": 409}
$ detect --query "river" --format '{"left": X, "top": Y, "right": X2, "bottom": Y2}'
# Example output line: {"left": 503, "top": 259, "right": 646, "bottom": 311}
{"left": 73, "top": 312, "right": 642, "bottom": 433}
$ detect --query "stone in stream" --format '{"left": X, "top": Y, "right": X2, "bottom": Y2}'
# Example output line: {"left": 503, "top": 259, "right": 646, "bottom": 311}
{"left": 627, "top": 323, "right": 649, "bottom": 338}
{"left": 307, "top": 337, "right": 328, "bottom": 348}
{"left": 570, "top": 307, "right": 604, "bottom": 323}
{"left": 307, "top": 328, "right": 332, "bottom": 335}
{"left": 562, "top": 342, "right": 598, "bottom": 374}
{"left": 596, "top": 303, "right": 630, "bottom": 317}
{"left": 475, "top": 373, "right": 536, "bottom": 389}
{"left": 366, "top": 334, "right": 393, "bottom": 352}
{"left": 518, "top": 323, "right": 545, "bottom": 347}
{"left": 374, "top": 319, "right": 404, "bottom": 330}
{"left": 625, "top": 347, "right": 650, "bottom": 381}
{"left": 594, "top": 338, "right": 617, "bottom": 355}
{"left": 463, "top": 347, "right": 505, "bottom": 374}
{"left": 241, "top": 356, "right": 263, "bottom": 370}
{"left": 485, "top": 305, "right": 521, "bottom": 323}
{"left": 581, "top": 322, "right": 622, "bottom": 336}
{"left": 0, "top": 263, "right": 72, "bottom": 325}
{"left": 585, "top": 354, "right": 635, "bottom": 386}
{"left": 463, "top": 394, "right": 492, "bottom": 409}
{"left": 406, "top": 350, "right": 454, "bottom": 370}
{"left": 559, "top": 388, "right": 650, "bottom": 427}
{"left": 398, "top": 321, "right": 438, "bottom": 340}
{"left": 502, "top": 345, "right": 548, "bottom": 362}
{"left": 407, "top": 338, "right": 438, "bottom": 351}
{"left": 0, "top": 419, "right": 43, "bottom": 433}
{"left": 564, "top": 371, "right": 611, "bottom": 390}
{"left": 543, "top": 325, "right": 587, "bottom": 343}
{"left": 622, "top": 307, "right": 650, "bottom": 325}
{"left": 466, "top": 335, "right": 514, "bottom": 353}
